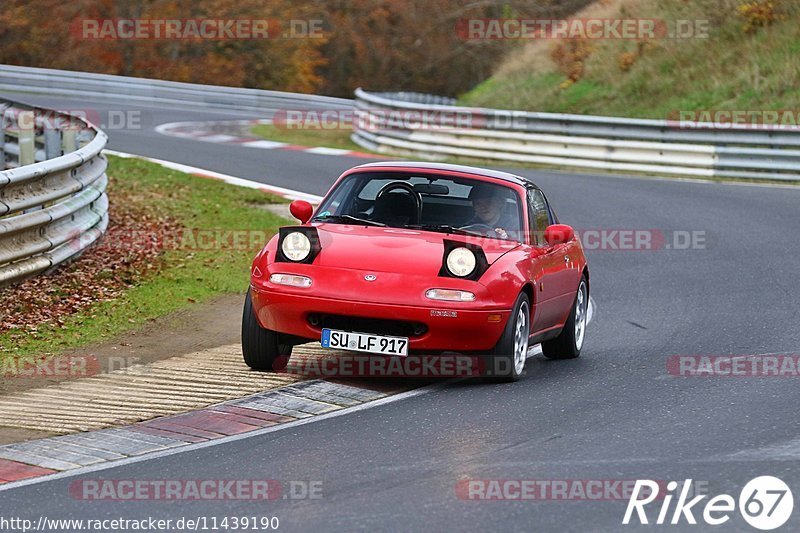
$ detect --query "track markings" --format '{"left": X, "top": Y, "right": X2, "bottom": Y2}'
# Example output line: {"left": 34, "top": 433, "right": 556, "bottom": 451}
{"left": 0, "top": 344, "right": 300, "bottom": 434}
{"left": 0, "top": 343, "right": 409, "bottom": 482}
{"left": 154, "top": 119, "right": 378, "bottom": 160}
{"left": 0, "top": 302, "right": 596, "bottom": 489}
{"left": 0, "top": 377, "right": 400, "bottom": 477}
{"left": 0, "top": 459, "right": 55, "bottom": 482}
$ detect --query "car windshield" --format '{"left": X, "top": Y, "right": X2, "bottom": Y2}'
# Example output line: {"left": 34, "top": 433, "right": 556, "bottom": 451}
{"left": 313, "top": 172, "right": 525, "bottom": 242}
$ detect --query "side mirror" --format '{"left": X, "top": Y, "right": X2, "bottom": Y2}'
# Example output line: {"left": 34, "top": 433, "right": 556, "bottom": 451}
{"left": 289, "top": 200, "right": 314, "bottom": 224}
{"left": 544, "top": 224, "right": 574, "bottom": 246}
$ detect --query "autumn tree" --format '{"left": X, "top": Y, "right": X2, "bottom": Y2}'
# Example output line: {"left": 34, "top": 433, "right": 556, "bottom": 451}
{"left": 0, "top": 0, "right": 593, "bottom": 97}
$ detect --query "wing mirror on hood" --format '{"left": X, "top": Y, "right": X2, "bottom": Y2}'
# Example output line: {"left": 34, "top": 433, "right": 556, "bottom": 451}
{"left": 544, "top": 224, "right": 575, "bottom": 246}
{"left": 289, "top": 200, "right": 314, "bottom": 224}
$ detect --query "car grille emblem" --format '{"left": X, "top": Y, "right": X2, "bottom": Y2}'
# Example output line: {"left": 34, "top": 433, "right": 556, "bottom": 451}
{"left": 364, "top": 274, "right": 377, "bottom": 281}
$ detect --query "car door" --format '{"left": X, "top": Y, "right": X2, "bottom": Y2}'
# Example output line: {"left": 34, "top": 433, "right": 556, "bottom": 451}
{"left": 526, "top": 189, "right": 567, "bottom": 334}
{"left": 540, "top": 190, "right": 582, "bottom": 327}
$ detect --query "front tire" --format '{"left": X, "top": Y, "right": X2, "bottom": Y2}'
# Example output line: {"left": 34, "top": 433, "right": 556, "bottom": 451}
{"left": 485, "top": 292, "right": 530, "bottom": 382}
{"left": 242, "top": 290, "right": 291, "bottom": 371}
{"left": 542, "top": 276, "right": 588, "bottom": 360}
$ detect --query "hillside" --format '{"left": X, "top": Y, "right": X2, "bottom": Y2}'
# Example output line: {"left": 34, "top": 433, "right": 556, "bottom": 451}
{"left": 459, "top": 0, "right": 800, "bottom": 119}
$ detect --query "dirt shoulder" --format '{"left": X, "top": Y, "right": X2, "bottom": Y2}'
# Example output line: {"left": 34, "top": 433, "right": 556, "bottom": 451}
{"left": 1, "top": 292, "right": 243, "bottom": 397}
{"left": 0, "top": 292, "right": 243, "bottom": 444}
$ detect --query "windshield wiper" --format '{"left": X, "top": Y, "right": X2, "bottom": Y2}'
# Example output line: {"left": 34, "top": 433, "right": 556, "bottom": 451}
{"left": 312, "top": 214, "right": 385, "bottom": 227}
{"left": 405, "top": 224, "right": 483, "bottom": 237}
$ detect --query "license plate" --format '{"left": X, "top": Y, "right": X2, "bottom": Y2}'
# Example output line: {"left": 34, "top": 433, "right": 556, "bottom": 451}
{"left": 321, "top": 328, "right": 409, "bottom": 356}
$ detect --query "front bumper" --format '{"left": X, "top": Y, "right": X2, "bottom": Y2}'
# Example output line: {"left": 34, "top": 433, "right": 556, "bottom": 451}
{"left": 250, "top": 286, "right": 510, "bottom": 352}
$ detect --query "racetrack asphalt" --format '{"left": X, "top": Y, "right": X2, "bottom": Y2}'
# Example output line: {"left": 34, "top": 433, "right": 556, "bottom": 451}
{"left": 2, "top": 91, "right": 800, "bottom": 532}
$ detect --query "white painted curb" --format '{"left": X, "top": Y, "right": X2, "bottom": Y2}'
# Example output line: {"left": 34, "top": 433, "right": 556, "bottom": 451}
{"left": 104, "top": 149, "right": 323, "bottom": 203}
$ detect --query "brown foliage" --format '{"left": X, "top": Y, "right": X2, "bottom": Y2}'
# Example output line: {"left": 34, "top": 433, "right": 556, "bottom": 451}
{"left": 317, "top": 0, "right": 593, "bottom": 96}
{"left": 737, "top": 1, "right": 781, "bottom": 33}
{"left": 0, "top": 0, "right": 593, "bottom": 97}
{"left": 0, "top": 187, "right": 178, "bottom": 341}
{"left": 617, "top": 41, "right": 650, "bottom": 72}
{"left": 0, "top": 0, "right": 326, "bottom": 93}
{"left": 551, "top": 38, "right": 593, "bottom": 84}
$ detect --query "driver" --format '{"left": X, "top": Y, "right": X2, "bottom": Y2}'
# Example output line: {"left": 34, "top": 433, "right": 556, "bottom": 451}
{"left": 465, "top": 183, "right": 516, "bottom": 239}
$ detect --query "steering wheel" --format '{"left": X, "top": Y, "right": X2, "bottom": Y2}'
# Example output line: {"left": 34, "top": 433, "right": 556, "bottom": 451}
{"left": 460, "top": 223, "right": 495, "bottom": 233}
{"left": 375, "top": 181, "right": 422, "bottom": 225}
{"left": 460, "top": 223, "right": 508, "bottom": 238}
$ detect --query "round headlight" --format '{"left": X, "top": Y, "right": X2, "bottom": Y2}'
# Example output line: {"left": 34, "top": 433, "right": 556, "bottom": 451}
{"left": 446, "top": 247, "right": 476, "bottom": 277}
{"left": 282, "top": 231, "right": 311, "bottom": 261}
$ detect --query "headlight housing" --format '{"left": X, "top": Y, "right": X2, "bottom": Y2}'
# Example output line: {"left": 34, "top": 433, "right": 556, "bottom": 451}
{"left": 438, "top": 239, "right": 488, "bottom": 281}
{"left": 281, "top": 231, "right": 311, "bottom": 262}
{"left": 445, "top": 247, "right": 476, "bottom": 277}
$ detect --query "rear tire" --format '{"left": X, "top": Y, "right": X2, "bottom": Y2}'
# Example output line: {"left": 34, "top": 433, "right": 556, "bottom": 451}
{"left": 485, "top": 292, "right": 530, "bottom": 382}
{"left": 541, "top": 276, "right": 588, "bottom": 360}
{"left": 242, "top": 290, "right": 292, "bottom": 371}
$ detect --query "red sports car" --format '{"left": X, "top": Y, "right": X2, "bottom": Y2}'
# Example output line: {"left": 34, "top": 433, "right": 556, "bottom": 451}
{"left": 243, "top": 162, "right": 589, "bottom": 381}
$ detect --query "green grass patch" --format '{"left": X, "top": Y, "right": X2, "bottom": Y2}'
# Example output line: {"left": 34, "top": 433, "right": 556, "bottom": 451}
{"left": 459, "top": 0, "right": 800, "bottom": 119}
{"left": 252, "top": 123, "right": 363, "bottom": 151}
{"left": 0, "top": 155, "right": 288, "bottom": 358}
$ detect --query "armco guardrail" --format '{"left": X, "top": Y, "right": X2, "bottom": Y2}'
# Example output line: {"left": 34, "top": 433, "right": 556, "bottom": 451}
{"left": 0, "top": 65, "right": 351, "bottom": 112}
{"left": 353, "top": 89, "right": 800, "bottom": 181}
{"left": 0, "top": 99, "right": 108, "bottom": 286}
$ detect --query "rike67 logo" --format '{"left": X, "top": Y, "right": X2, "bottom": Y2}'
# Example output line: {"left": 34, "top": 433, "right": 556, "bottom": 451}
{"left": 623, "top": 477, "right": 793, "bottom": 530}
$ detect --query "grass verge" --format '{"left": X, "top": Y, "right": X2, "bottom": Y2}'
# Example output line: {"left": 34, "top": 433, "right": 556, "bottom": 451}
{"left": 459, "top": 0, "right": 800, "bottom": 118}
{"left": 0, "top": 155, "right": 288, "bottom": 358}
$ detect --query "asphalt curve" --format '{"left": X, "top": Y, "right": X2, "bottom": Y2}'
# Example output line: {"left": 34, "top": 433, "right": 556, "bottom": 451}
{"left": 2, "top": 91, "right": 800, "bottom": 532}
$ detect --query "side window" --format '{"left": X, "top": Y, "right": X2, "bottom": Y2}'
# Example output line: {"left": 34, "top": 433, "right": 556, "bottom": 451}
{"left": 527, "top": 189, "right": 551, "bottom": 246}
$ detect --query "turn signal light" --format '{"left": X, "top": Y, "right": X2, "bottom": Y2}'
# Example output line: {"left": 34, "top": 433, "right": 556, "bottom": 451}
{"left": 270, "top": 274, "right": 312, "bottom": 288}
{"left": 425, "top": 289, "right": 476, "bottom": 302}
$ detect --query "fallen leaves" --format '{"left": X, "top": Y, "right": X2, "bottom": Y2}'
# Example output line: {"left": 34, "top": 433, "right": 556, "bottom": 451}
{"left": 0, "top": 197, "right": 179, "bottom": 344}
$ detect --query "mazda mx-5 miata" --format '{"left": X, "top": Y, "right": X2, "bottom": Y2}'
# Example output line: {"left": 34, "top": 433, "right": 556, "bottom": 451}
{"left": 243, "top": 162, "right": 589, "bottom": 381}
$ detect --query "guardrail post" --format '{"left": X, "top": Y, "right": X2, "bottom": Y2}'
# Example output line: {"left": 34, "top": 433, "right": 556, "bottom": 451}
{"left": 17, "top": 110, "right": 42, "bottom": 214}
{"left": 17, "top": 110, "right": 35, "bottom": 166}
{"left": 44, "top": 125, "right": 62, "bottom": 159}
{"left": 76, "top": 130, "right": 93, "bottom": 148}
{"left": 62, "top": 129, "right": 77, "bottom": 154}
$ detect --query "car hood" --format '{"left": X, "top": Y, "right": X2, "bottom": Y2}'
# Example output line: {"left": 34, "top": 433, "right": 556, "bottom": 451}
{"left": 311, "top": 223, "right": 520, "bottom": 274}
